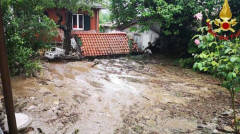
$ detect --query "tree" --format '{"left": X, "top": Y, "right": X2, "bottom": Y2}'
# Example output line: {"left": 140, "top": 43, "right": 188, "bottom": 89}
{"left": 1, "top": 0, "right": 58, "bottom": 75}
{"left": 99, "top": 10, "right": 111, "bottom": 24}
{"left": 3, "top": 0, "right": 58, "bottom": 50}
{"left": 110, "top": 0, "right": 240, "bottom": 56}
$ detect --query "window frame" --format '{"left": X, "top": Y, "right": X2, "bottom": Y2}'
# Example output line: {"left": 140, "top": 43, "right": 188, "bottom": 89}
{"left": 72, "top": 14, "right": 84, "bottom": 30}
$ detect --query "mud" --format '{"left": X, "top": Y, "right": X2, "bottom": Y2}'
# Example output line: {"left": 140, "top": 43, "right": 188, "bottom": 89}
{"left": 0, "top": 55, "right": 233, "bottom": 134}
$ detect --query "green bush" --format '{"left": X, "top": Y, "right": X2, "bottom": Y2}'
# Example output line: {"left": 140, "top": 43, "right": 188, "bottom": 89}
{"left": 7, "top": 41, "right": 41, "bottom": 76}
{"left": 192, "top": 28, "right": 240, "bottom": 133}
{"left": 192, "top": 32, "right": 240, "bottom": 80}
{"left": 2, "top": 0, "right": 57, "bottom": 76}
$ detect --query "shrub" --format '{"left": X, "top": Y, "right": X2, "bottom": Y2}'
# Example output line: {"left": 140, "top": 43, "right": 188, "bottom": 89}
{"left": 7, "top": 41, "right": 41, "bottom": 76}
{"left": 2, "top": 0, "right": 57, "bottom": 76}
{"left": 193, "top": 27, "right": 240, "bottom": 133}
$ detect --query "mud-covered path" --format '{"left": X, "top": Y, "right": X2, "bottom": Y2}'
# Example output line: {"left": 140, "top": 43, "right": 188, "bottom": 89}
{"left": 1, "top": 55, "right": 232, "bottom": 133}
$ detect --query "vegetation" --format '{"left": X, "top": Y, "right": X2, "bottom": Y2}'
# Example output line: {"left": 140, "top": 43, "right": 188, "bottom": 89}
{"left": 192, "top": 28, "right": 240, "bottom": 133}
{"left": 99, "top": 10, "right": 111, "bottom": 32}
{"left": 110, "top": 0, "right": 240, "bottom": 56}
{"left": 190, "top": 2, "right": 240, "bottom": 132}
{"left": 99, "top": 10, "right": 111, "bottom": 24}
{"left": 1, "top": 0, "right": 102, "bottom": 76}
{"left": 1, "top": 0, "right": 57, "bottom": 76}
{"left": 110, "top": 0, "right": 218, "bottom": 55}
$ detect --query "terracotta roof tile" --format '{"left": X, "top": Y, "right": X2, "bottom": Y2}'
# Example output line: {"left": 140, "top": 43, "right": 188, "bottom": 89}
{"left": 76, "top": 33, "right": 130, "bottom": 57}
{"left": 72, "top": 30, "right": 97, "bottom": 35}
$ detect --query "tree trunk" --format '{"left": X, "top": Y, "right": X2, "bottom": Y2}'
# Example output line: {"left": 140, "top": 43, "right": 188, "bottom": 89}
{"left": 56, "top": 9, "right": 72, "bottom": 55}
{"left": 63, "top": 11, "right": 72, "bottom": 55}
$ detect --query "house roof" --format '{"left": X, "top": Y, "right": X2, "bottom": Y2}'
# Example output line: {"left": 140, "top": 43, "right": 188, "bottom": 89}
{"left": 118, "top": 20, "right": 160, "bottom": 34}
{"left": 76, "top": 33, "right": 130, "bottom": 57}
{"left": 72, "top": 30, "right": 97, "bottom": 34}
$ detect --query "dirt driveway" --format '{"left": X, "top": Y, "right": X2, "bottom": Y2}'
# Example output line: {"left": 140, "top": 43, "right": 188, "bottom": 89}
{"left": 0, "top": 55, "right": 233, "bottom": 134}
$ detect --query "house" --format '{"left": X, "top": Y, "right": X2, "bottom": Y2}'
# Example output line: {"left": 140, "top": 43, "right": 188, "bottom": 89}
{"left": 46, "top": 5, "right": 101, "bottom": 43}
{"left": 119, "top": 23, "right": 160, "bottom": 52}
{"left": 45, "top": 5, "right": 131, "bottom": 57}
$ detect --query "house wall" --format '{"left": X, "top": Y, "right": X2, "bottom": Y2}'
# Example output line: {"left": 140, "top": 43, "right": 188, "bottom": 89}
{"left": 76, "top": 9, "right": 99, "bottom": 32}
{"left": 123, "top": 24, "right": 159, "bottom": 51}
{"left": 47, "top": 9, "right": 67, "bottom": 25}
{"left": 46, "top": 8, "right": 99, "bottom": 32}
{"left": 46, "top": 8, "right": 100, "bottom": 43}
{"left": 90, "top": 9, "right": 100, "bottom": 32}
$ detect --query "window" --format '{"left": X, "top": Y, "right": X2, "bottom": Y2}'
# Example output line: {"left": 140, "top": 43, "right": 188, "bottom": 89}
{"left": 72, "top": 14, "right": 84, "bottom": 30}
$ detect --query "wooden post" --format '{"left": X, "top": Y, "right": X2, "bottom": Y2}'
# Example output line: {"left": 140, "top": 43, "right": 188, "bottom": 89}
{"left": 0, "top": 6, "right": 18, "bottom": 134}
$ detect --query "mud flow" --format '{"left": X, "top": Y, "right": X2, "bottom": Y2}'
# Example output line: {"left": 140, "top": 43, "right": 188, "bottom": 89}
{"left": 0, "top": 55, "right": 232, "bottom": 134}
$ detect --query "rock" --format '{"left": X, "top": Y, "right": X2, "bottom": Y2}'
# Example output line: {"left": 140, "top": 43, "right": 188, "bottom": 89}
{"left": 30, "top": 97, "right": 36, "bottom": 100}
{"left": 37, "top": 128, "right": 44, "bottom": 133}
{"left": 27, "top": 105, "right": 36, "bottom": 111}
{"left": 222, "top": 110, "right": 233, "bottom": 116}
{"left": 213, "top": 129, "right": 219, "bottom": 134}
{"left": 206, "top": 123, "right": 217, "bottom": 130}
{"left": 197, "top": 124, "right": 204, "bottom": 130}
{"left": 4, "top": 113, "right": 32, "bottom": 132}
{"left": 222, "top": 126, "right": 234, "bottom": 133}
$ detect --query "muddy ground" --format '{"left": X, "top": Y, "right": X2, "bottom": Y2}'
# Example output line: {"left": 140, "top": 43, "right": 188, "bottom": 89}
{"left": 0, "top": 55, "right": 236, "bottom": 134}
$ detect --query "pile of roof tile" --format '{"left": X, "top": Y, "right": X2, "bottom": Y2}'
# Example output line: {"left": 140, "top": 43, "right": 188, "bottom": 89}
{"left": 76, "top": 33, "right": 130, "bottom": 57}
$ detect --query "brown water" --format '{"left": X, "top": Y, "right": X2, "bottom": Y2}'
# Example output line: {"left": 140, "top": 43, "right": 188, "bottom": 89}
{"left": 1, "top": 56, "right": 230, "bottom": 134}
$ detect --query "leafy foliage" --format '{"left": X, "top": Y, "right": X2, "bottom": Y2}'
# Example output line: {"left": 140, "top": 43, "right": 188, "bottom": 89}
{"left": 1, "top": 0, "right": 103, "bottom": 76}
{"left": 110, "top": 0, "right": 240, "bottom": 55}
{"left": 182, "top": 1, "right": 240, "bottom": 132}
{"left": 192, "top": 27, "right": 240, "bottom": 132}
{"left": 1, "top": 0, "right": 58, "bottom": 76}
{"left": 8, "top": 45, "right": 41, "bottom": 76}
{"left": 99, "top": 10, "right": 111, "bottom": 24}
{"left": 193, "top": 32, "right": 240, "bottom": 91}
{"left": 3, "top": 0, "right": 58, "bottom": 50}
